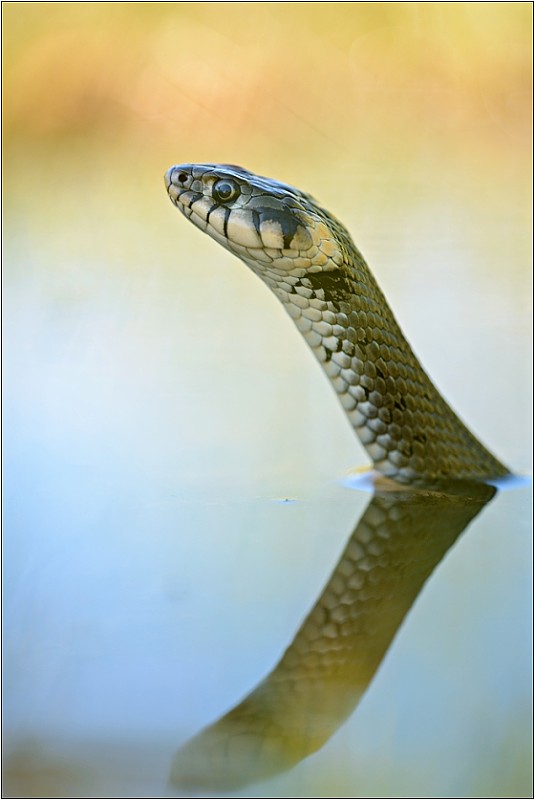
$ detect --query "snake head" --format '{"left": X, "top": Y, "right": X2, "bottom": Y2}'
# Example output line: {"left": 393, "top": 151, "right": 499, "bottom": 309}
{"left": 164, "top": 163, "right": 345, "bottom": 280}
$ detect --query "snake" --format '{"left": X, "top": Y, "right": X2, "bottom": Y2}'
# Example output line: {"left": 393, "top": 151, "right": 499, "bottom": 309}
{"left": 164, "top": 163, "right": 509, "bottom": 484}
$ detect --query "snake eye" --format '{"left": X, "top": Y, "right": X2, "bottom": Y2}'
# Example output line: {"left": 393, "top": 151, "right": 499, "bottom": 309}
{"left": 212, "top": 178, "right": 240, "bottom": 204}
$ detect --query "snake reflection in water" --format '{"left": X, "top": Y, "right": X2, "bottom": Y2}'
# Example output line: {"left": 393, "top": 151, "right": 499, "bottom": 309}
{"left": 164, "top": 164, "right": 511, "bottom": 789}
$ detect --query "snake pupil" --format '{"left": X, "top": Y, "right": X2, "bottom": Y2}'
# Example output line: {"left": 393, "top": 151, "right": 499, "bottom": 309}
{"left": 213, "top": 179, "right": 240, "bottom": 204}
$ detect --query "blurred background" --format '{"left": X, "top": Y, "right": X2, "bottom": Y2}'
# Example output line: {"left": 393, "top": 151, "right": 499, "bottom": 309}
{"left": 3, "top": 3, "right": 532, "bottom": 797}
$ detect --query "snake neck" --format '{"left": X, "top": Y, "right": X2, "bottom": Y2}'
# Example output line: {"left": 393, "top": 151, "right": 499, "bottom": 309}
{"left": 241, "top": 230, "right": 508, "bottom": 484}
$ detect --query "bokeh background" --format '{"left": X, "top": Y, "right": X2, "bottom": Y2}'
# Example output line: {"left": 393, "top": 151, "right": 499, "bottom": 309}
{"left": 3, "top": 3, "right": 532, "bottom": 798}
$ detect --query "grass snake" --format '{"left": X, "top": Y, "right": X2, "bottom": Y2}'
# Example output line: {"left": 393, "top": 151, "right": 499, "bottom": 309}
{"left": 164, "top": 163, "right": 509, "bottom": 484}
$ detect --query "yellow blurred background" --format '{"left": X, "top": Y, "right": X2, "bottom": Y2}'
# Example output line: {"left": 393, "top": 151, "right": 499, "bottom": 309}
{"left": 4, "top": 1, "right": 532, "bottom": 481}
{"left": 4, "top": 2, "right": 532, "bottom": 218}
{"left": 3, "top": 2, "right": 531, "bottom": 160}
{"left": 3, "top": 3, "right": 532, "bottom": 798}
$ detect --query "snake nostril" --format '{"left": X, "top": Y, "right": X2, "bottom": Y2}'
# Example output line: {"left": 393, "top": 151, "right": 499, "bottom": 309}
{"left": 177, "top": 172, "right": 188, "bottom": 184}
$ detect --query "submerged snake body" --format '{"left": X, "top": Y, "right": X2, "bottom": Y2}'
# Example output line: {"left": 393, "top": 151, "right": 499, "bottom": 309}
{"left": 165, "top": 163, "right": 508, "bottom": 483}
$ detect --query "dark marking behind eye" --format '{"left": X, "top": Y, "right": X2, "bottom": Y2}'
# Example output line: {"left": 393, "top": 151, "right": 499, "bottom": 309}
{"left": 257, "top": 207, "right": 299, "bottom": 249}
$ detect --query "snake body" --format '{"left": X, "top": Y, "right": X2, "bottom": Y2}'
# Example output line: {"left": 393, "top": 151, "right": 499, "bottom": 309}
{"left": 165, "top": 164, "right": 508, "bottom": 483}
